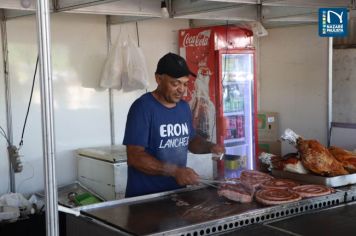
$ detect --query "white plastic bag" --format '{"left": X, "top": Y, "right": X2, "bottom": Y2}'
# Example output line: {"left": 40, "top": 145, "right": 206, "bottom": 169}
{"left": 0, "top": 193, "right": 32, "bottom": 217}
{"left": 122, "top": 37, "right": 149, "bottom": 91}
{"left": 99, "top": 33, "right": 128, "bottom": 90}
{"left": 0, "top": 193, "right": 30, "bottom": 208}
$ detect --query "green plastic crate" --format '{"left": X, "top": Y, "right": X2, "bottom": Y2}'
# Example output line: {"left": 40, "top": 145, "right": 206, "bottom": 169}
{"left": 74, "top": 192, "right": 102, "bottom": 206}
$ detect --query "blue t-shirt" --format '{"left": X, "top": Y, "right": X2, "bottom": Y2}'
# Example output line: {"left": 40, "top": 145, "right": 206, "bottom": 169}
{"left": 123, "top": 93, "right": 195, "bottom": 197}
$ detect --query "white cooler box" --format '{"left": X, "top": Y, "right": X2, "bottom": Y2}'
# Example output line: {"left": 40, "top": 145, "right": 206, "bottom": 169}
{"left": 76, "top": 145, "right": 127, "bottom": 201}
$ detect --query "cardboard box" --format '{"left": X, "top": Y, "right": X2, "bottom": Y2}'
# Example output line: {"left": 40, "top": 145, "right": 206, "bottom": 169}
{"left": 257, "top": 112, "right": 279, "bottom": 141}
{"left": 258, "top": 141, "right": 281, "bottom": 156}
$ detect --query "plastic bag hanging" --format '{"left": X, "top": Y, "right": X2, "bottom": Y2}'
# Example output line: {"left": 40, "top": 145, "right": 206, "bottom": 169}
{"left": 121, "top": 36, "right": 149, "bottom": 92}
{"left": 99, "top": 32, "right": 128, "bottom": 90}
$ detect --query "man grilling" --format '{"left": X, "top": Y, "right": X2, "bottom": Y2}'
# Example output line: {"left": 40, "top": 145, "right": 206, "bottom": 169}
{"left": 123, "top": 52, "right": 225, "bottom": 197}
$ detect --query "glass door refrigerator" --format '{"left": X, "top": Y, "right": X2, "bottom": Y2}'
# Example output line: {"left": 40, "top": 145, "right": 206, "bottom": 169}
{"left": 179, "top": 26, "right": 257, "bottom": 178}
{"left": 216, "top": 50, "right": 257, "bottom": 176}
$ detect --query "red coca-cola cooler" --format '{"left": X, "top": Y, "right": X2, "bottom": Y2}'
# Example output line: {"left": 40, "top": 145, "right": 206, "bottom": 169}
{"left": 179, "top": 26, "right": 258, "bottom": 177}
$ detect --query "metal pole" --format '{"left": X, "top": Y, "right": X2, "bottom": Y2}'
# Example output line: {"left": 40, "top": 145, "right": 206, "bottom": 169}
{"left": 106, "top": 15, "right": 115, "bottom": 146}
{"left": 0, "top": 11, "right": 16, "bottom": 192}
{"left": 35, "top": 1, "right": 59, "bottom": 236}
{"left": 327, "top": 37, "right": 333, "bottom": 147}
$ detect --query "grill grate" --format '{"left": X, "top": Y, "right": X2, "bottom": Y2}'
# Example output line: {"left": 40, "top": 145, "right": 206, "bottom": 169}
{"left": 344, "top": 186, "right": 356, "bottom": 202}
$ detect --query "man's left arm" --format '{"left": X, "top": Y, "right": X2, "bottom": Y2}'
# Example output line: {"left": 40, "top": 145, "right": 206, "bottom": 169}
{"left": 188, "top": 135, "right": 225, "bottom": 155}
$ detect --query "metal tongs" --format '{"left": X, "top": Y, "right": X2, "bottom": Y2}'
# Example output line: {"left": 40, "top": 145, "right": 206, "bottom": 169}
{"left": 198, "top": 178, "right": 241, "bottom": 188}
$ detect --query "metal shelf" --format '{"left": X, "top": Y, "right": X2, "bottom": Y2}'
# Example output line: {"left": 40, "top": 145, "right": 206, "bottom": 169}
{"left": 224, "top": 137, "right": 245, "bottom": 144}
{"left": 224, "top": 111, "right": 244, "bottom": 116}
{"left": 222, "top": 80, "right": 246, "bottom": 85}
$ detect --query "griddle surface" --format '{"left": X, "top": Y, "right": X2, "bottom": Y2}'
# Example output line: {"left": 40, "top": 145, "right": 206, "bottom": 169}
{"left": 83, "top": 187, "right": 262, "bottom": 235}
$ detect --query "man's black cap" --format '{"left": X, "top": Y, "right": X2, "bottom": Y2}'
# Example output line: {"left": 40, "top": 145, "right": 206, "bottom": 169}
{"left": 155, "top": 52, "right": 196, "bottom": 78}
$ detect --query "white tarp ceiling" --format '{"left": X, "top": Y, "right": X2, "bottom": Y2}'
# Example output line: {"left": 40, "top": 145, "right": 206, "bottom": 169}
{"left": 0, "top": 0, "right": 354, "bottom": 28}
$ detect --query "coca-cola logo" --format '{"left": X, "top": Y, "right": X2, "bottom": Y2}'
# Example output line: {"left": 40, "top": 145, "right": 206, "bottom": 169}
{"left": 182, "top": 30, "right": 211, "bottom": 47}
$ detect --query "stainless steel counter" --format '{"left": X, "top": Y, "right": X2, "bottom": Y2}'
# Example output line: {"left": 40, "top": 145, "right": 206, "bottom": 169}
{"left": 231, "top": 201, "right": 356, "bottom": 236}
{"left": 268, "top": 201, "right": 356, "bottom": 235}
{"left": 224, "top": 202, "right": 356, "bottom": 236}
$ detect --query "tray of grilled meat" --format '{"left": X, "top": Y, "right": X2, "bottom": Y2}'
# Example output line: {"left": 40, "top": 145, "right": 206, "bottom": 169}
{"left": 264, "top": 128, "right": 356, "bottom": 188}
{"left": 272, "top": 169, "right": 356, "bottom": 187}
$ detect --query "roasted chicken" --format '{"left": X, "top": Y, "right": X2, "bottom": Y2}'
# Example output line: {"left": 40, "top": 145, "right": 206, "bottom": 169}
{"left": 329, "top": 146, "right": 356, "bottom": 173}
{"left": 296, "top": 138, "right": 348, "bottom": 176}
{"left": 281, "top": 129, "right": 348, "bottom": 176}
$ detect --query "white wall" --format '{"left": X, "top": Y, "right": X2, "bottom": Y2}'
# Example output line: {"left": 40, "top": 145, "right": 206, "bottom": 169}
{"left": 260, "top": 25, "right": 328, "bottom": 154}
{"left": 0, "top": 13, "right": 189, "bottom": 196}
{"left": 333, "top": 49, "right": 356, "bottom": 123}
{"left": 3, "top": 13, "right": 109, "bottom": 194}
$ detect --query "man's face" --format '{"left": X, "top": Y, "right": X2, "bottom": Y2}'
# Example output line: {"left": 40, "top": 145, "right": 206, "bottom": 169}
{"left": 156, "top": 74, "right": 189, "bottom": 104}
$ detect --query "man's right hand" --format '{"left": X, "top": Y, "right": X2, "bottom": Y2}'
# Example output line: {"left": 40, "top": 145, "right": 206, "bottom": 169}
{"left": 173, "top": 167, "right": 199, "bottom": 186}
